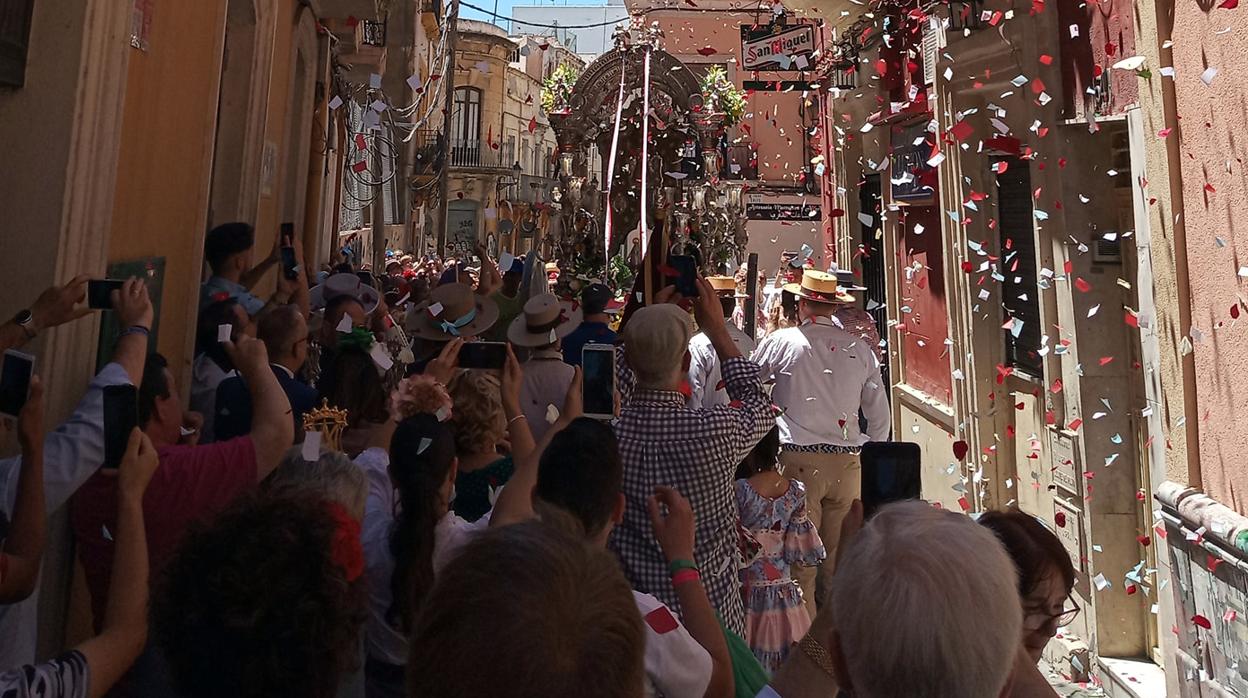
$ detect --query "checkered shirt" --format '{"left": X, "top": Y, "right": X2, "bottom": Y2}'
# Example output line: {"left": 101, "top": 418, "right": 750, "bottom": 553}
{"left": 609, "top": 351, "right": 775, "bottom": 636}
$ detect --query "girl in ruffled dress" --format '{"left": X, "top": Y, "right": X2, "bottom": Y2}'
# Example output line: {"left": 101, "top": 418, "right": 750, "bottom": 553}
{"left": 734, "top": 427, "right": 826, "bottom": 674}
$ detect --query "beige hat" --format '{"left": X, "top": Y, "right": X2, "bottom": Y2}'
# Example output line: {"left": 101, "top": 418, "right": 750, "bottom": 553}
{"left": 407, "top": 283, "right": 500, "bottom": 340}
{"left": 623, "top": 304, "right": 693, "bottom": 386}
{"left": 507, "top": 293, "right": 584, "bottom": 347}
{"left": 783, "top": 269, "right": 855, "bottom": 304}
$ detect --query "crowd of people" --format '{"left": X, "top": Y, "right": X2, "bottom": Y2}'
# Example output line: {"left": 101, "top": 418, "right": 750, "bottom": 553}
{"left": 0, "top": 221, "right": 1080, "bottom": 697}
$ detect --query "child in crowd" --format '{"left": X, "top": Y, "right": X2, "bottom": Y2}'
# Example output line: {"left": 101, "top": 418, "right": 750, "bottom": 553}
{"left": 734, "top": 427, "right": 826, "bottom": 674}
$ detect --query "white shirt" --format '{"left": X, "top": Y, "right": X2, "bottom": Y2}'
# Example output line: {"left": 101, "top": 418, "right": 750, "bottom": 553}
{"left": 519, "top": 348, "right": 576, "bottom": 443}
{"left": 633, "top": 590, "right": 713, "bottom": 698}
{"left": 687, "top": 325, "right": 757, "bottom": 409}
{"left": 190, "top": 353, "right": 235, "bottom": 443}
{"left": 356, "top": 448, "right": 490, "bottom": 666}
{"left": 752, "top": 316, "right": 890, "bottom": 447}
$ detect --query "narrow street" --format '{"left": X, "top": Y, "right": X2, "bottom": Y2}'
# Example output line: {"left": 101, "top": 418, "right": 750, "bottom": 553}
{"left": 1, "top": 0, "right": 1246, "bottom": 696}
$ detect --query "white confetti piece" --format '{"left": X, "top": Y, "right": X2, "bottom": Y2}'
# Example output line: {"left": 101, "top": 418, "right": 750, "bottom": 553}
{"left": 369, "top": 343, "right": 394, "bottom": 372}
{"left": 328, "top": 95, "right": 343, "bottom": 110}
{"left": 336, "top": 314, "right": 354, "bottom": 333}
{"left": 217, "top": 324, "right": 232, "bottom": 343}
{"left": 102, "top": 525, "right": 113, "bottom": 542}
{"left": 427, "top": 302, "right": 444, "bottom": 316}
{"left": 1093, "top": 573, "right": 1111, "bottom": 591}
{"left": 302, "top": 431, "right": 322, "bottom": 462}
{"left": 417, "top": 437, "right": 432, "bottom": 455}
{"left": 546, "top": 404, "right": 560, "bottom": 424}
{"left": 1200, "top": 67, "right": 1218, "bottom": 86}
{"left": 1087, "top": 304, "right": 1100, "bottom": 318}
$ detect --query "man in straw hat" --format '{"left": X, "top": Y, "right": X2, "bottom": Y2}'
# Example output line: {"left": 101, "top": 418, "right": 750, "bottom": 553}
{"left": 507, "top": 293, "right": 581, "bottom": 443}
{"left": 752, "top": 269, "right": 890, "bottom": 619}
{"left": 687, "top": 276, "right": 757, "bottom": 409}
{"left": 827, "top": 263, "right": 882, "bottom": 363}
{"left": 407, "top": 282, "right": 500, "bottom": 350}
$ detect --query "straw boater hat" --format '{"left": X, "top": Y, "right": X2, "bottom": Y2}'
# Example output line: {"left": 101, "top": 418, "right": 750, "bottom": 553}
{"left": 507, "top": 293, "right": 584, "bottom": 347}
{"left": 407, "top": 282, "right": 499, "bottom": 340}
{"left": 310, "top": 273, "right": 381, "bottom": 314}
{"left": 783, "top": 269, "right": 855, "bottom": 304}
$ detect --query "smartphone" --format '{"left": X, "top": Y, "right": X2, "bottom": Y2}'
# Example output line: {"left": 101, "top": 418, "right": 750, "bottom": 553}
{"left": 0, "top": 351, "right": 34, "bottom": 418}
{"left": 458, "top": 342, "right": 507, "bottom": 371}
{"left": 859, "top": 441, "right": 922, "bottom": 519}
{"left": 582, "top": 344, "right": 616, "bottom": 419}
{"left": 101, "top": 384, "right": 139, "bottom": 471}
{"left": 279, "top": 223, "right": 299, "bottom": 281}
{"left": 87, "top": 279, "right": 125, "bottom": 310}
{"left": 668, "top": 255, "right": 700, "bottom": 298}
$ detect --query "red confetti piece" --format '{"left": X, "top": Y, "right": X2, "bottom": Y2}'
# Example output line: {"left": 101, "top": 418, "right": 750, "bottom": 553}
{"left": 1074, "top": 277, "right": 1091, "bottom": 292}
{"left": 957, "top": 496, "right": 971, "bottom": 512}
{"left": 1125, "top": 311, "right": 1140, "bottom": 328}
{"left": 697, "top": 46, "right": 717, "bottom": 56}
{"left": 1218, "top": 0, "right": 1238, "bottom": 7}
{"left": 1205, "top": 183, "right": 1217, "bottom": 193}
{"left": 1039, "top": 54, "right": 1054, "bottom": 65}
{"left": 1157, "top": 127, "right": 1172, "bottom": 138}
{"left": 1137, "top": 535, "right": 1151, "bottom": 547}
{"left": 1054, "top": 511, "right": 1067, "bottom": 527}
{"left": 1232, "top": 304, "right": 1241, "bottom": 320}
{"left": 351, "top": 160, "right": 368, "bottom": 173}
{"left": 953, "top": 440, "right": 969, "bottom": 461}
{"left": 994, "top": 161, "right": 1009, "bottom": 174}
{"left": 1192, "top": 614, "right": 1212, "bottom": 629}
{"left": 1067, "top": 418, "right": 1083, "bottom": 431}
{"left": 950, "top": 120, "right": 975, "bottom": 141}
{"left": 1064, "top": 259, "right": 1073, "bottom": 275}
{"left": 1099, "top": 356, "right": 1114, "bottom": 366}
{"left": 1051, "top": 379, "right": 1063, "bottom": 393}
{"left": 645, "top": 607, "right": 679, "bottom": 634}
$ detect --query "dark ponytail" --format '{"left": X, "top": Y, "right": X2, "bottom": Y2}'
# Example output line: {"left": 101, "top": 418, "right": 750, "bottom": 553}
{"left": 386, "top": 413, "right": 457, "bottom": 632}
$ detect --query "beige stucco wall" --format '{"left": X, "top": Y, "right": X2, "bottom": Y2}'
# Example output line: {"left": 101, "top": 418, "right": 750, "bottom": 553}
{"left": 1168, "top": 0, "right": 1248, "bottom": 512}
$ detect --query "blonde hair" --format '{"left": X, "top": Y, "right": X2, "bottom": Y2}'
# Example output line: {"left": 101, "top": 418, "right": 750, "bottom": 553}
{"left": 446, "top": 369, "right": 505, "bottom": 455}
{"left": 830, "top": 501, "right": 1021, "bottom": 698}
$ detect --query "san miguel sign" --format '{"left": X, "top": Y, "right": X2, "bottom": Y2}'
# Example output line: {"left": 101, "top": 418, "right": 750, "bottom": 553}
{"left": 740, "top": 24, "right": 815, "bottom": 71}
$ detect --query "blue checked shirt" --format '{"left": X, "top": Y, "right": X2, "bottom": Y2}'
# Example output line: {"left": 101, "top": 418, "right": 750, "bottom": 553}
{"left": 610, "top": 349, "right": 775, "bottom": 636}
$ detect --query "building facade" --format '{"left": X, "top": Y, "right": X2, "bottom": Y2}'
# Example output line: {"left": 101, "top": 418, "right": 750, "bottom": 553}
{"left": 816, "top": 0, "right": 1248, "bottom": 692}
{"left": 510, "top": 0, "right": 630, "bottom": 60}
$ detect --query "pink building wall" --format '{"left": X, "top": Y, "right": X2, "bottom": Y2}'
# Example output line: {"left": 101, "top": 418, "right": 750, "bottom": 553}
{"left": 1170, "top": 4, "right": 1248, "bottom": 511}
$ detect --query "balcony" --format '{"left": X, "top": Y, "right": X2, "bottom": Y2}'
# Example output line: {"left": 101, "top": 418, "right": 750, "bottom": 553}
{"left": 721, "top": 144, "right": 758, "bottom": 180}
{"left": 447, "top": 139, "right": 516, "bottom": 171}
{"left": 409, "top": 129, "right": 443, "bottom": 177}
{"left": 326, "top": 17, "right": 387, "bottom": 75}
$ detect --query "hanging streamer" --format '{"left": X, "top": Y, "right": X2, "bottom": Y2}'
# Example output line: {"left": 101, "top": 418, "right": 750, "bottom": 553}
{"left": 603, "top": 61, "right": 628, "bottom": 259}
{"left": 639, "top": 47, "right": 652, "bottom": 259}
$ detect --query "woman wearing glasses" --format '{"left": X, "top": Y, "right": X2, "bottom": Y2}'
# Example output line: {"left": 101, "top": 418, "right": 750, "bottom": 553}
{"left": 978, "top": 510, "right": 1079, "bottom": 697}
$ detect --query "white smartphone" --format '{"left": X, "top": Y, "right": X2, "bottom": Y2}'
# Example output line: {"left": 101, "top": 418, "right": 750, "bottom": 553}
{"left": 0, "top": 350, "right": 35, "bottom": 419}
{"left": 582, "top": 344, "right": 616, "bottom": 420}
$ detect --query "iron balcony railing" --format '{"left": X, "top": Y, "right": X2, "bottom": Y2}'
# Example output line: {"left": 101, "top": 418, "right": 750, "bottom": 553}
{"left": 360, "top": 19, "right": 386, "bottom": 47}
{"left": 409, "top": 129, "right": 444, "bottom": 175}
{"left": 447, "top": 139, "right": 516, "bottom": 171}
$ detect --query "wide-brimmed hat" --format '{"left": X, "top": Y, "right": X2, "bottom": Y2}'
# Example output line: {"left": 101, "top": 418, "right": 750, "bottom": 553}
{"left": 826, "top": 263, "right": 867, "bottom": 292}
{"left": 310, "top": 273, "right": 381, "bottom": 315}
{"left": 507, "top": 293, "right": 583, "bottom": 347}
{"left": 706, "top": 276, "right": 737, "bottom": 295}
{"left": 783, "top": 269, "right": 855, "bottom": 304}
{"left": 407, "top": 283, "right": 500, "bottom": 340}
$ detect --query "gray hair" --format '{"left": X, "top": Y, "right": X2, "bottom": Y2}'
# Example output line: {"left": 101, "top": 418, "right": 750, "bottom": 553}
{"left": 268, "top": 447, "right": 368, "bottom": 520}
{"left": 830, "top": 500, "right": 1022, "bottom": 698}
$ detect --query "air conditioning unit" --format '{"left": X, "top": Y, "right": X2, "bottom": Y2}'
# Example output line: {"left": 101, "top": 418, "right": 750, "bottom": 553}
{"left": 921, "top": 17, "right": 944, "bottom": 87}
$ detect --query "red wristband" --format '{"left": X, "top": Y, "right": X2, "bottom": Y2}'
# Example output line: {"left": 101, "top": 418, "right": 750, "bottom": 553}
{"left": 671, "top": 568, "right": 701, "bottom": 587}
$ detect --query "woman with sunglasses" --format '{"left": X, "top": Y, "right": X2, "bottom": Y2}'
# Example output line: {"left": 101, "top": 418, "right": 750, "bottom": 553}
{"left": 978, "top": 509, "right": 1079, "bottom": 697}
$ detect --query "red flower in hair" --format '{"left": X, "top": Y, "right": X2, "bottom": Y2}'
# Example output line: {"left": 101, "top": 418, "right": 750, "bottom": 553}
{"left": 325, "top": 502, "right": 364, "bottom": 582}
{"left": 210, "top": 291, "right": 231, "bottom": 303}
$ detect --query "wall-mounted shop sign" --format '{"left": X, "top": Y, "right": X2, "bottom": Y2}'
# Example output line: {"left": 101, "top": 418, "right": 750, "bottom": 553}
{"left": 740, "top": 24, "right": 815, "bottom": 71}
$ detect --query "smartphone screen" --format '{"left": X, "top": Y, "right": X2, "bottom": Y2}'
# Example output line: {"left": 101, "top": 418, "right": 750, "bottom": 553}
{"left": 0, "top": 351, "right": 34, "bottom": 418}
{"left": 582, "top": 344, "right": 616, "bottom": 418}
{"left": 458, "top": 342, "right": 507, "bottom": 371}
{"left": 101, "top": 384, "right": 139, "bottom": 471}
{"left": 280, "top": 246, "right": 299, "bottom": 280}
{"left": 860, "top": 442, "right": 922, "bottom": 519}
{"left": 87, "top": 279, "right": 125, "bottom": 310}
{"left": 668, "top": 255, "right": 700, "bottom": 298}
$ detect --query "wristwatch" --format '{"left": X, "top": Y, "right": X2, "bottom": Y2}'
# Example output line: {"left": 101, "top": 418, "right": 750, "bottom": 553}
{"left": 13, "top": 309, "right": 36, "bottom": 339}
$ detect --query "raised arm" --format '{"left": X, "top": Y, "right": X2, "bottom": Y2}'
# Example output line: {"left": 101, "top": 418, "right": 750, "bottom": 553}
{"left": 111, "top": 278, "right": 155, "bottom": 386}
{"left": 474, "top": 243, "right": 502, "bottom": 296}
{"left": 499, "top": 345, "right": 536, "bottom": 461}
{"left": 0, "top": 378, "right": 45, "bottom": 603}
{"left": 223, "top": 336, "right": 294, "bottom": 480}
{"left": 240, "top": 233, "right": 279, "bottom": 290}
{"left": 693, "top": 280, "right": 772, "bottom": 458}
{"left": 77, "top": 428, "right": 159, "bottom": 698}
{"left": 492, "top": 368, "right": 582, "bottom": 527}
{"left": 648, "top": 486, "right": 734, "bottom": 698}
{"left": 0, "top": 275, "right": 91, "bottom": 355}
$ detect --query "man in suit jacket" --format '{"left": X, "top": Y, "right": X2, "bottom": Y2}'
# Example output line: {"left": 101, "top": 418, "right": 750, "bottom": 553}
{"left": 215, "top": 304, "right": 317, "bottom": 441}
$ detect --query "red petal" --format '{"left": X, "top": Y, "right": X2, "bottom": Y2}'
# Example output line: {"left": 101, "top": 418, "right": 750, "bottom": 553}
{"left": 1192, "top": 614, "right": 1212, "bottom": 629}
{"left": 953, "top": 440, "right": 969, "bottom": 461}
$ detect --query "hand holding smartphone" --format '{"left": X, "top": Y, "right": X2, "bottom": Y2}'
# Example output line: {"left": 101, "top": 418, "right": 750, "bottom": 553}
{"left": 87, "top": 279, "right": 125, "bottom": 310}
{"left": 0, "top": 350, "right": 35, "bottom": 419}
{"left": 101, "top": 385, "right": 139, "bottom": 471}
{"left": 581, "top": 344, "right": 616, "bottom": 419}
{"left": 457, "top": 342, "right": 508, "bottom": 371}
{"left": 280, "top": 223, "right": 300, "bottom": 281}
{"left": 667, "top": 255, "right": 700, "bottom": 298}
{"left": 859, "top": 442, "right": 922, "bottom": 519}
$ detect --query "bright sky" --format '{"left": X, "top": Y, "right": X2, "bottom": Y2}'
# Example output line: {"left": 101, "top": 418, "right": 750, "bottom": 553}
{"left": 458, "top": 0, "right": 612, "bottom": 31}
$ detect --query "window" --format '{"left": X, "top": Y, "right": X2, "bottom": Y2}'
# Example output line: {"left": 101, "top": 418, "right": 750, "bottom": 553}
{"left": 451, "top": 87, "right": 482, "bottom": 144}
{"left": 995, "top": 156, "right": 1043, "bottom": 377}
{"left": 0, "top": 0, "right": 35, "bottom": 87}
